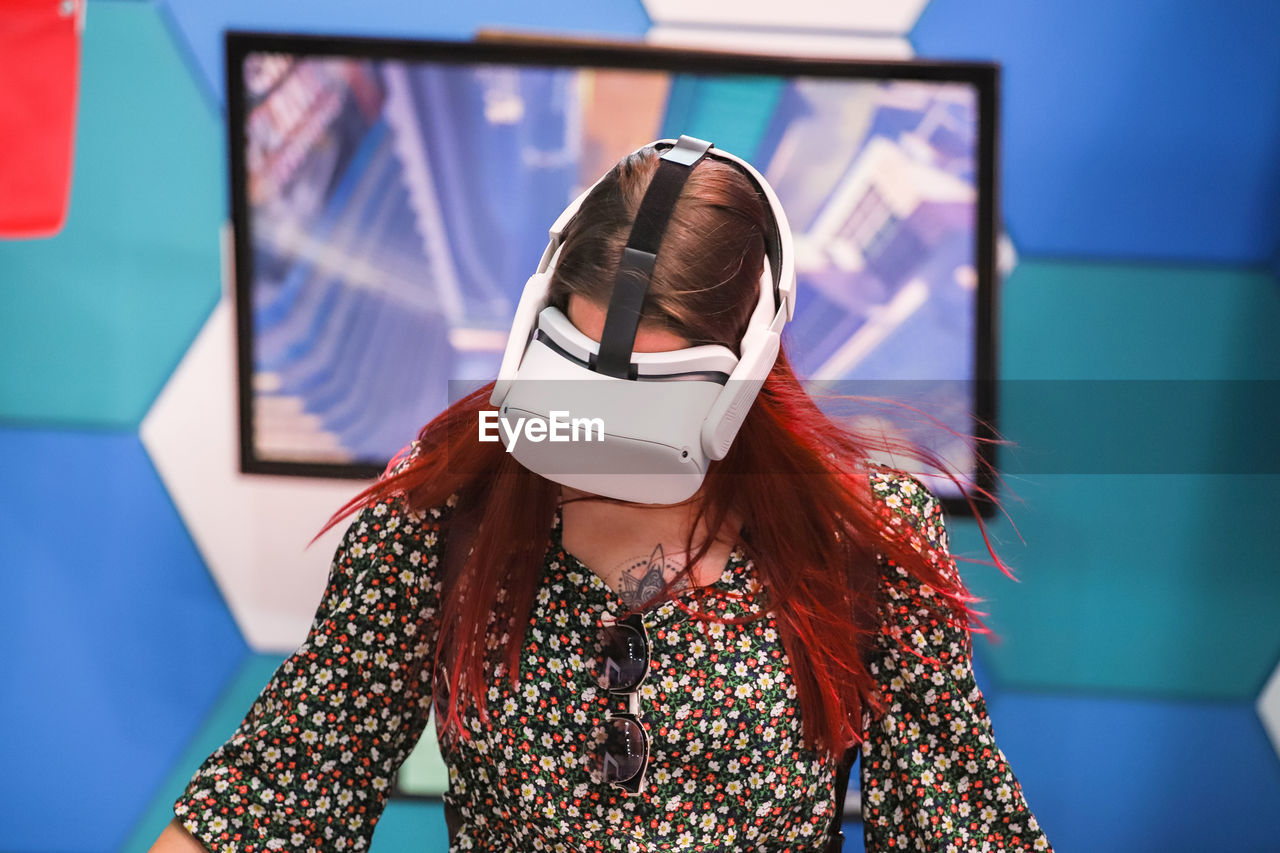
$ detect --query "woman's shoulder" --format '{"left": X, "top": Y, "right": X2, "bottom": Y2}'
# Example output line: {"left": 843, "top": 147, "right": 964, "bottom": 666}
{"left": 337, "top": 441, "right": 460, "bottom": 570}
{"left": 861, "top": 461, "right": 969, "bottom": 627}
{"left": 864, "top": 461, "right": 949, "bottom": 555}
{"left": 377, "top": 439, "right": 460, "bottom": 519}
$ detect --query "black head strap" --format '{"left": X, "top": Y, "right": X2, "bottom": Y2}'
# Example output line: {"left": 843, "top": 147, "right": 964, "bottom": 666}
{"left": 595, "top": 135, "right": 713, "bottom": 379}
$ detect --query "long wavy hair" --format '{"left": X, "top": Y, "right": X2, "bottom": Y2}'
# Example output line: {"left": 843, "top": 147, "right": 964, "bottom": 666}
{"left": 322, "top": 147, "right": 1011, "bottom": 760}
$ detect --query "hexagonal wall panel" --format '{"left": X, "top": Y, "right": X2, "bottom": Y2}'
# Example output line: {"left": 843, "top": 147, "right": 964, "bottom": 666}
{"left": 1001, "top": 260, "right": 1280, "bottom": 381}
{"left": 952, "top": 258, "right": 1280, "bottom": 698}
{"left": 912, "top": 0, "right": 1280, "bottom": 265}
{"left": 161, "top": 0, "right": 651, "bottom": 107}
{"left": 120, "top": 653, "right": 285, "bottom": 853}
{"left": 140, "top": 289, "right": 375, "bottom": 651}
{"left": 643, "top": 0, "right": 917, "bottom": 58}
{"left": 0, "top": 0, "right": 222, "bottom": 428}
{"left": 952, "top": 472, "right": 1280, "bottom": 700}
{"left": 1260, "top": 657, "right": 1280, "bottom": 761}
{"left": 0, "top": 427, "right": 245, "bottom": 852}
{"left": 980, "top": 689, "right": 1280, "bottom": 852}
{"left": 645, "top": 26, "right": 913, "bottom": 59}
{"left": 642, "top": 0, "right": 928, "bottom": 34}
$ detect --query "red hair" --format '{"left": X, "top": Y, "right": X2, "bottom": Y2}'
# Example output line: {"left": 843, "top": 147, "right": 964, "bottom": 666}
{"left": 321, "top": 349, "right": 1012, "bottom": 760}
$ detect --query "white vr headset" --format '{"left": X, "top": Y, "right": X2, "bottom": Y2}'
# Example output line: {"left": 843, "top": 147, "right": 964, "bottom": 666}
{"left": 488, "top": 135, "right": 797, "bottom": 504}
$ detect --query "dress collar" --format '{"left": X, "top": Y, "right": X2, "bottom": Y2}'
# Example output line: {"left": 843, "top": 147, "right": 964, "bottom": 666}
{"left": 548, "top": 502, "right": 753, "bottom": 622}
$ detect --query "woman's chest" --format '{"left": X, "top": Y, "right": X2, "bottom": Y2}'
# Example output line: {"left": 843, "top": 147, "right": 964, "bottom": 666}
{"left": 439, "top": 558, "right": 838, "bottom": 851}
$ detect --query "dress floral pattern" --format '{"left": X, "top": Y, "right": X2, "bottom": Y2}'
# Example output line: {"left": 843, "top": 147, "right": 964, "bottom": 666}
{"left": 174, "top": 460, "right": 1051, "bottom": 852}
{"left": 861, "top": 473, "right": 1050, "bottom": 852}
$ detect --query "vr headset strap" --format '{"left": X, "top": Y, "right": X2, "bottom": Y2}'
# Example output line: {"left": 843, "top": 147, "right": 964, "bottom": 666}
{"left": 596, "top": 135, "right": 712, "bottom": 379}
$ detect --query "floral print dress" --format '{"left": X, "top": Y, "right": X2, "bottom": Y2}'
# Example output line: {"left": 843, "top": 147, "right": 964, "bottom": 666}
{"left": 173, "top": 463, "right": 1051, "bottom": 852}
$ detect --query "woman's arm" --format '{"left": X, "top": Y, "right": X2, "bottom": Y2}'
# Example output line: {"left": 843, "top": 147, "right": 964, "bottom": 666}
{"left": 860, "top": 471, "right": 1052, "bottom": 851}
{"left": 153, "top": 489, "right": 452, "bottom": 852}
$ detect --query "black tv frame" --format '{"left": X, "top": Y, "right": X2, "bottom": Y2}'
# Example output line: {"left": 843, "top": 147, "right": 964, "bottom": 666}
{"left": 225, "top": 31, "right": 1001, "bottom": 517}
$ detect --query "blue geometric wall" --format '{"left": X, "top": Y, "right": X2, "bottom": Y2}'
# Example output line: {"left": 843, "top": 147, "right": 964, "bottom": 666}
{"left": 0, "top": 427, "right": 245, "bottom": 852}
{"left": 2, "top": 1, "right": 1279, "bottom": 851}
{"left": 914, "top": 0, "right": 1280, "bottom": 266}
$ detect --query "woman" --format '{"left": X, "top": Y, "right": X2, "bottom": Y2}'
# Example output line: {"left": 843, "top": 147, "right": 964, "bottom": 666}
{"left": 151, "top": 139, "right": 1052, "bottom": 851}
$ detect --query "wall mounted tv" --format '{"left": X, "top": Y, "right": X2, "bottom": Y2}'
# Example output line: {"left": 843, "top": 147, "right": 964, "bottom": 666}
{"left": 226, "top": 31, "right": 1001, "bottom": 512}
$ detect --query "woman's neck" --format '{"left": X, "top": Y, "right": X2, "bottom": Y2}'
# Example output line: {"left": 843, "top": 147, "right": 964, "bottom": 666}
{"left": 557, "top": 484, "right": 710, "bottom": 529}
{"left": 556, "top": 484, "right": 742, "bottom": 606}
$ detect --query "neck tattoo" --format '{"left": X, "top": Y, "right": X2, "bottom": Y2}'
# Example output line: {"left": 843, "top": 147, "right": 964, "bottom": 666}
{"left": 615, "top": 544, "right": 693, "bottom": 609}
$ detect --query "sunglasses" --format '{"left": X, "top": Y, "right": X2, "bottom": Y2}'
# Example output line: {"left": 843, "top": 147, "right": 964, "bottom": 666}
{"left": 598, "top": 612, "right": 651, "bottom": 796}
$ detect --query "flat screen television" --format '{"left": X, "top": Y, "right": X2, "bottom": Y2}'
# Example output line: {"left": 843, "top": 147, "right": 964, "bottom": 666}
{"left": 226, "top": 31, "right": 1001, "bottom": 513}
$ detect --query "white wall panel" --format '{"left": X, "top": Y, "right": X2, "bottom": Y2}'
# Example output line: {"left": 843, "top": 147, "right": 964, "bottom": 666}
{"left": 646, "top": 26, "right": 913, "bottom": 59}
{"left": 141, "top": 285, "right": 373, "bottom": 652}
{"left": 641, "top": 0, "right": 929, "bottom": 35}
{"left": 1259, "top": 659, "right": 1280, "bottom": 759}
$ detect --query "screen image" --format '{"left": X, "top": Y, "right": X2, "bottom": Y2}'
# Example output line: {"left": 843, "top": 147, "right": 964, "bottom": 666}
{"left": 228, "top": 35, "right": 999, "bottom": 505}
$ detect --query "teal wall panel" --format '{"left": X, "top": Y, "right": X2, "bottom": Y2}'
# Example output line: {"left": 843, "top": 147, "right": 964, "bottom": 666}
{"left": 121, "top": 654, "right": 285, "bottom": 852}
{"left": 0, "top": 1, "right": 223, "bottom": 428}
{"left": 949, "top": 259, "right": 1280, "bottom": 698}
{"left": 955, "top": 474, "right": 1280, "bottom": 699}
{"left": 368, "top": 801, "right": 450, "bottom": 853}
{"left": 1001, "top": 260, "right": 1280, "bottom": 381}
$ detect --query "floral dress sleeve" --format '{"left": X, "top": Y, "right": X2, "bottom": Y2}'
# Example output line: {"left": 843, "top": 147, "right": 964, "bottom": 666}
{"left": 172, "top": 482, "right": 453, "bottom": 852}
{"left": 860, "top": 469, "right": 1052, "bottom": 852}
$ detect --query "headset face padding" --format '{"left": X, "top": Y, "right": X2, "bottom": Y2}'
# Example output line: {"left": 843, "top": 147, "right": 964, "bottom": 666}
{"left": 535, "top": 307, "right": 741, "bottom": 381}
{"left": 488, "top": 136, "right": 796, "bottom": 504}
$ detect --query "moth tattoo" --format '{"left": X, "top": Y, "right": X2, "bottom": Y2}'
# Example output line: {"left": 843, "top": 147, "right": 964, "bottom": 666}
{"left": 617, "top": 544, "right": 692, "bottom": 609}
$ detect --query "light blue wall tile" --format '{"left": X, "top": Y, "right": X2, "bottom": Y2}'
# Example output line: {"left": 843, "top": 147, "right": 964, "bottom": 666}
{"left": 0, "top": 427, "right": 246, "bottom": 852}
{"left": 981, "top": 690, "right": 1280, "bottom": 851}
{"left": 163, "top": 0, "right": 652, "bottom": 107}
{"left": 913, "top": 0, "right": 1280, "bottom": 265}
